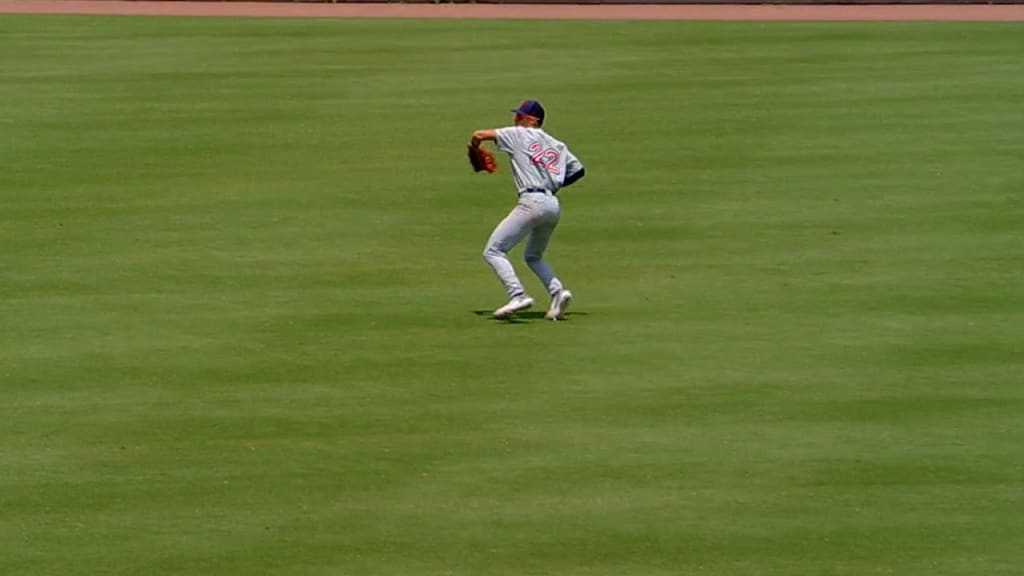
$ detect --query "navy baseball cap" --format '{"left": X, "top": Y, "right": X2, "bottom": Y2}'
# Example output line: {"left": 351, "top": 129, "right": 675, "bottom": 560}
{"left": 511, "top": 100, "right": 545, "bottom": 125}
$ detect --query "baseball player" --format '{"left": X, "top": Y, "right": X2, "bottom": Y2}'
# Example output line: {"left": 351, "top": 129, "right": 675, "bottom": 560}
{"left": 469, "top": 100, "right": 586, "bottom": 320}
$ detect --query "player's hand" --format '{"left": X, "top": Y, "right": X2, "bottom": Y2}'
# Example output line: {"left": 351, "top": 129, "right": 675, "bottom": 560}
{"left": 467, "top": 145, "right": 497, "bottom": 173}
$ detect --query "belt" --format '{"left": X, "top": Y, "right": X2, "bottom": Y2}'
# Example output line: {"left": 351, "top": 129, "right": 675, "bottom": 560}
{"left": 519, "top": 187, "right": 555, "bottom": 196}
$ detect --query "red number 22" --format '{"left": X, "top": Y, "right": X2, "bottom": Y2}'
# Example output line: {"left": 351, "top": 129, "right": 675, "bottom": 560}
{"left": 528, "top": 142, "right": 562, "bottom": 175}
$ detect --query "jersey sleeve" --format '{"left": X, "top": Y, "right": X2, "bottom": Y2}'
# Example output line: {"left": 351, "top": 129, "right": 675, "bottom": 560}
{"left": 563, "top": 149, "right": 584, "bottom": 180}
{"left": 494, "top": 126, "right": 521, "bottom": 154}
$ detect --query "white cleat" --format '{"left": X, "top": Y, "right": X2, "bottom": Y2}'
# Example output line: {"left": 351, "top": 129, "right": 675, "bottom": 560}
{"left": 545, "top": 289, "right": 573, "bottom": 321}
{"left": 493, "top": 294, "right": 534, "bottom": 319}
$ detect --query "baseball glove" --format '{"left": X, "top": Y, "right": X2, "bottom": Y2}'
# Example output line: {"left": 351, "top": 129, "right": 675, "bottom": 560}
{"left": 467, "top": 145, "right": 497, "bottom": 173}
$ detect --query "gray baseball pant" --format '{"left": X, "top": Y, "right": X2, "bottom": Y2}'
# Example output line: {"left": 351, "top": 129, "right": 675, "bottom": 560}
{"left": 483, "top": 193, "right": 565, "bottom": 298}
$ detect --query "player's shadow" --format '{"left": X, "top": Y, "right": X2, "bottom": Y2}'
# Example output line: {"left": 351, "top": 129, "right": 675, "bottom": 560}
{"left": 471, "top": 310, "right": 585, "bottom": 322}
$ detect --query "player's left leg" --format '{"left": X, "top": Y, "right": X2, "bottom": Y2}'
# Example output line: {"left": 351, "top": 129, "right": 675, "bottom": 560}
{"left": 484, "top": 201, "right": 544, "bottom": 318}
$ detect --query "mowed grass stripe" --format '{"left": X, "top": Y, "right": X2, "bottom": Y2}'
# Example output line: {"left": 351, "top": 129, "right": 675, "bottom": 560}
{"left": 1, "top": 15, "right": 1022, "bottom": 576}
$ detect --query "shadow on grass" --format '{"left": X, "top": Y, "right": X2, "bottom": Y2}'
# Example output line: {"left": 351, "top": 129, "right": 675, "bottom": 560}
{"left": 471, "top": 310, "right": 586, "bottom": 323}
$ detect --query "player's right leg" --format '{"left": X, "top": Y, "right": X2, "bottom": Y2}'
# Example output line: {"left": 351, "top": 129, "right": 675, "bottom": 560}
{"left": 522, "top": 197, "right": 571, "bottom": 320}
{"left": 524, "top": 221, "right": 562, "bottom": 296}
{"left": 545, "top": 288, "right": 573, "bottom": 321}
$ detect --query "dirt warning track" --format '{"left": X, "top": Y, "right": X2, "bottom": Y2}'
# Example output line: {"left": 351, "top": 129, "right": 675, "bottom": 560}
{"left": 2, "top": 0, "right": 1023, "bottom": 21}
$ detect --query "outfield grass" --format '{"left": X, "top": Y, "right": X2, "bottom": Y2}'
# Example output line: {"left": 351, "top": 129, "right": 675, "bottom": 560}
{"left": 2, "top": 14, "right": 1022, "bottom": 576}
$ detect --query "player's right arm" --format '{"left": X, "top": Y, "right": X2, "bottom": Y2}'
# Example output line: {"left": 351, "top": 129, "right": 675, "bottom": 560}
{"left": 562, "top": 150, "right": 585, "bottom": 187}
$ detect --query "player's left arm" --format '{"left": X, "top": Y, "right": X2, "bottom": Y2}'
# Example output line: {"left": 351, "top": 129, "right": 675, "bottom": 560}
{"left": 470, "top": 129, "right": 497, "bottom": 148}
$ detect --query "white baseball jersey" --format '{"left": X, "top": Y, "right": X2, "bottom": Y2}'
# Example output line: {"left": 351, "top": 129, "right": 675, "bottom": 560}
{"left": 495, "top": 126, "right": 584, "bottom": 195}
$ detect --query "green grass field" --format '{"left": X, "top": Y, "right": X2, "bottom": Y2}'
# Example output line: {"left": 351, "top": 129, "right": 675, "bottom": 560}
{"left": 2, "top": 14, "right": 1022, "bottom": 576}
